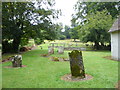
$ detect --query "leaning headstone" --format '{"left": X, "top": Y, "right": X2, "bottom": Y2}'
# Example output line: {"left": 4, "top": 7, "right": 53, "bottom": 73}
{"left": 69, "top": 50, "right": 85, "bottom": 78}
{"left": 48, "top": 46, "right": 54, "bottom": 54}
{"left": 58, "top": 46, "right": 64, "bottom": 54}
{"left": 11, "top": 55, "right": 22, "bottom": 67}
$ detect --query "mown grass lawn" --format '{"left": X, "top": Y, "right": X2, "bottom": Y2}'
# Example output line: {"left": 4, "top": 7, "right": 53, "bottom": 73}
{"left": 2, "top": 43, "right": 119, "bottom": 88}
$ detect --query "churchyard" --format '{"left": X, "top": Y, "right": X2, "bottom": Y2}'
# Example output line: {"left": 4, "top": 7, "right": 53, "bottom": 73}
{"left": 2, "top": 1, "right": 120, "bottom": 89}
{"left": 1, "top": 39, "right": 119, "bottom": 88}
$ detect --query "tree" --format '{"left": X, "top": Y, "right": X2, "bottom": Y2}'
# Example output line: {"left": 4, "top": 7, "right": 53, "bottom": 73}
{"left": 71, "top": 2, "right": 119, "bottom": 50}
{"left": 2, "top": 1, "right": 61, "bottom": 53}
{"left": 73, "top": 2, "right": 119, "bottom": 24}
{"left": 69, "top": 26, "right": 79, "bottom": 42}
{"left": 2, "top": 2, "right": 29, "bottom": 53}
{"left": 54, "top": 23, "right": 65, "bottom": 40}
{"left": 63, "top": 25, "right": 71, "bottom": 39}
{"left": 79, "top": 10, "right": 113, "bottom": 49}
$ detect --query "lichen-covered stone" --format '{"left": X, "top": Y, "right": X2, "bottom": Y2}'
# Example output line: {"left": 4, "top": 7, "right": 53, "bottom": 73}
{"left": 11, "top": 55, "right": 22, "bottom": 67}
{"left": 69, "top": 50, "right": 85, "bottom": 78}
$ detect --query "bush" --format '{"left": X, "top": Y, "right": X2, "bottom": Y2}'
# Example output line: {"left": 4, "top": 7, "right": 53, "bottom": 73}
{"left": 34, "top": 38, "right": 43, "bottom": 45}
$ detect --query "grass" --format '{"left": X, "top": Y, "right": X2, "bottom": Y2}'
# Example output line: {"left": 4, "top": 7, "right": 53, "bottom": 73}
{"left": 2, "top": 40, "right": 119, "bottom": 88}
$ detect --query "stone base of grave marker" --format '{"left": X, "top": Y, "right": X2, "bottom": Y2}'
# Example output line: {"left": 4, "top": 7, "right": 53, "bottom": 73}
{"left": 69, "top": 50, "right": 85, "bottom": 78}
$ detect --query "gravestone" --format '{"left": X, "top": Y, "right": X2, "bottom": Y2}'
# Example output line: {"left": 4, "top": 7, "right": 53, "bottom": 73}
{"left": 58, "top": 46, "right": 64, "bottom": 54}
{"left": 11, "top": 55, "right": 22, "bottom": 67}
{"left": 69, "top": 50, "right": 85, "bottom": 78}
{"left": 48, "top": 46, "right": 54, "bottom": 54}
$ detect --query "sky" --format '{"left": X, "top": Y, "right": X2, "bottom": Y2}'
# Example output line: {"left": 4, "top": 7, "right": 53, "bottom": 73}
{"left": 53, "top": 0, "right": 78, "bottom": 27}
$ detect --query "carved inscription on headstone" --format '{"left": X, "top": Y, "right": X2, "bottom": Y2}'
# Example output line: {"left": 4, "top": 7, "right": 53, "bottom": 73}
{"left": 69, "top": 50, "right": 85, "bottom": 78}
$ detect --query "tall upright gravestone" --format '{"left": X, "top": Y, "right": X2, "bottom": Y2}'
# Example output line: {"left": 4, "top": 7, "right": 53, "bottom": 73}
{"left": 69, "top": 50, "right": 85, "bottom": 78}
{"left": 58, "top": 46, "right": 64, "bottom": 54}
{"left": 11, "top": 55, "right": 22, "bottom": 67}
{"left": 48, "top": 46, "right": 54, "bottom": 54}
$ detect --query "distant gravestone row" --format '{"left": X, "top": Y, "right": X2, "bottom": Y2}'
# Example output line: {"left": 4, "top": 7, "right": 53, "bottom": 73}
{"left": 48, "top": 46, "right": 86, "bottom": 55}
{"left": 48, "top": 42, "right": 87, "bottom": 55}
{"left": 49, "top": 43, "right": 89, "bottom": 47}
{"left": 64, "top": 47, "right": 86, "bottom": 51}
{"left": 49, "top": 43, "right": 76, "bottom": 47}
{"left": 48, "top": 46, "right": 64, "bottom": 54}
{"left": 49, "top": 43, "right": 86, "bottom": 51}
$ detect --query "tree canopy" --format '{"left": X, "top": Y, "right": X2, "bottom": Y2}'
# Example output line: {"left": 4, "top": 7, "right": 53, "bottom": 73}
{"left": 2, "top": 0, "right": 61, "bottom": 53}
{"left": 69, "top": 26, "right": 79, "bottom": 42}
{"left": 73, "top": 2, "right": 119, "bottom": 24}
{"left": 71, "top": 2, "right": 119, "bottom": 50}
{"left": 79, "top": 10, "right": 113, "bottom": 49}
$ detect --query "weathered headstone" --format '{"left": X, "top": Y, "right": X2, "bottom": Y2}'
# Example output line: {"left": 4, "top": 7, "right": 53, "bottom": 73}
{"left": 48, "top": 46, "right": 54, "bottom": 54}
{"left": 11, "top": 55, "right": 22, "bottom": 67}
{"left": 69, "top": 50, "right": 85, "bottom": 78}
{"left": 58, "top": 46, "right": 64, "bottom": 54}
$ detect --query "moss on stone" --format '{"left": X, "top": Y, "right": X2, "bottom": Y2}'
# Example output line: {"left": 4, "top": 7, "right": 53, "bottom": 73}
{"left": 69, "top": 50, "right": 85, "bottom": 78}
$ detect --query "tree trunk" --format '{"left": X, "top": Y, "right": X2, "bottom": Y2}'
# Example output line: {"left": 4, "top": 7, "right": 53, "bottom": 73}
{"left": 101, "top": 42, "right": 105, "bottom": 49}
{"left": 94, "top": 42, "right": 100, "bottom": 50}
{"left": 73, "top": 39, "right": 76, "bottom": 42}
{"left": 12, "top": 36, "right": 21, "bottom": 53}
{"left": 2, "top": 40, "right": 9, "bottom": 53}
